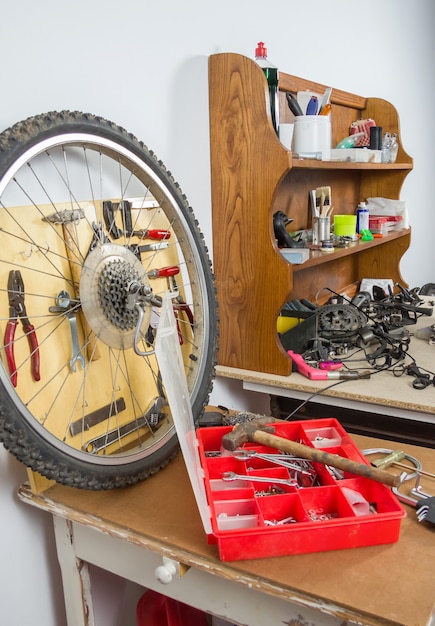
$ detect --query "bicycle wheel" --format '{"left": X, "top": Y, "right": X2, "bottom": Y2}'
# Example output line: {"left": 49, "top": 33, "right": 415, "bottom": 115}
{"left": 0, "top": 111, "right": 218, "bottom": 489}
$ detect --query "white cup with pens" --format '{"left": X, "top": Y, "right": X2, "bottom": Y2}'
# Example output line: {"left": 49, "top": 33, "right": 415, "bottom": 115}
{"left": 292, "top": 116, "right": 331, "bottom": 160}
{"left": 287, "top": 88, "right": 332, "bottom": 160}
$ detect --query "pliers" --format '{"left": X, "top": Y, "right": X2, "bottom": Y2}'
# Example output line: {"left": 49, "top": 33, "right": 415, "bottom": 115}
{"left": 4, "top": 270, "right": 40, "bottom": 387}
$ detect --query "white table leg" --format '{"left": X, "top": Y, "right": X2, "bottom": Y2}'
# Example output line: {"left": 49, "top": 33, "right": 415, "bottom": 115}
{"left": 53, "top": 515, "right": 95, "bottom": 626}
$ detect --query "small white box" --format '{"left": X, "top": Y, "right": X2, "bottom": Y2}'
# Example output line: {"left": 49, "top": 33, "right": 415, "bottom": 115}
{"left": 280, "top": 248, "right": 310, "bottom": 264}
{"left": 330, "top": 148, "right": 369, "bottom": 162}
{"left": 329, "top": 148, "right": 383, "bottom": 163}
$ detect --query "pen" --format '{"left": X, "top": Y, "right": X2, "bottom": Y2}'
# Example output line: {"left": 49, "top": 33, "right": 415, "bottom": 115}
{"left": 306, "top": 95, "right": 318, "bottom": 115}
{"left": 319, "top": 103, "right": 332, "bottom": 116}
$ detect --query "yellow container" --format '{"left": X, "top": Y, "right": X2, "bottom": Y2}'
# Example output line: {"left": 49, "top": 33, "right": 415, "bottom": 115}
{"left": 276, "top": 316, "right": 302, "bottom": 334}
{"left": 334, "top": 214, "right": 357, "bottom": 236}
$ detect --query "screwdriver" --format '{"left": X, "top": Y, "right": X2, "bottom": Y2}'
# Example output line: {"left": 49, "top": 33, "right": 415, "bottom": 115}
{"left": 132, "top": 229, "right": 171, "bottom": 240}
{"left": 147, "top": 265, "right": 180, "bottom": 279}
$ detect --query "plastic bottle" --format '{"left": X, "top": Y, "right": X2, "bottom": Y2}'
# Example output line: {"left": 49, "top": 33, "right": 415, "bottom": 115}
{"left": 356, "top": 201, "right": 369, "bottom": 234}
{"left": 382, "top": 132, "right": 391, "bottom": 163}
{"left": 389, "top": 133, "right": 398, "bottom": 163}
{"left": 335, "top": 132, "right": 364, "bottom": 149}
{"left": 255, "top": 42, "right": 279, "bottom": 134}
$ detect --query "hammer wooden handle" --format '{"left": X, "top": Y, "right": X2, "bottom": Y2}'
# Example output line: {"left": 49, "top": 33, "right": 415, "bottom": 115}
{"left": 235, "top": 429, "right": 400, "bottom": 488}
{"left": 63, "top": 222, "right": 101, "bottom": 361}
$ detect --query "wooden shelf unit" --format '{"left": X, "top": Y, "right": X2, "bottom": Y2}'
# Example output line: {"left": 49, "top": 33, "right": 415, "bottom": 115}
{"left": 208, "top": 52, "right": 413, "bottom": 377}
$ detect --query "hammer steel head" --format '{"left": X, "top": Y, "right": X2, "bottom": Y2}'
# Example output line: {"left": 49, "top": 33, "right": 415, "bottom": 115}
{"left": 222, "top": 416, "right": 276, "bottom": 451}
{"left": 44, "top": 208, "right": 85, "bottom": 224}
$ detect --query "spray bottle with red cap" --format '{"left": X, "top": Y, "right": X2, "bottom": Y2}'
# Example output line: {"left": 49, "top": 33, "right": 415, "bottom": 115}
{"left": 254, "top": 41, "right": 279, "bottom": 134}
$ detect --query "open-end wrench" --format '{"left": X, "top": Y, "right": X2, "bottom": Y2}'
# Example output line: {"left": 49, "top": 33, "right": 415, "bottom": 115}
{"left": 49, "top": 291, "right": 85, "bottom": 372}
{"left": 68, "top": 312, "right": 85, "bottom": 372}
{"left": 222, "top": 471, "right": 297, "bottom": 487}
{"left": 233, "top": 450, "right": 314, "bottom": 476}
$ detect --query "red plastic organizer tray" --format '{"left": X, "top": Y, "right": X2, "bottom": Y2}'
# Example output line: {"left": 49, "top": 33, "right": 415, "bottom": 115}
{"left": 197, "top": 418, "right": 405, "bottom": 561}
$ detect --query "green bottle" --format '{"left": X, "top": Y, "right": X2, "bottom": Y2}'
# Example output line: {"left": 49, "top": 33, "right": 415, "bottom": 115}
{"left": 255, "top": 42, "right": 279, "bottom": 134}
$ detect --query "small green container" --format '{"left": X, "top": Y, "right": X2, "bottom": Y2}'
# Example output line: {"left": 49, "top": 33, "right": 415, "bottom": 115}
{"left": 334, "top": 214, "right": 357, "bottom": 236}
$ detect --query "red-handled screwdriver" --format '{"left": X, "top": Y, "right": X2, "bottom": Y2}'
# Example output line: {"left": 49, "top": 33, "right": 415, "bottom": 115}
{"left": 133, "top": 229, "right": 171, "bottom": 240}
{"left": 147, "top": 265, "right": 180, "bottom": 279}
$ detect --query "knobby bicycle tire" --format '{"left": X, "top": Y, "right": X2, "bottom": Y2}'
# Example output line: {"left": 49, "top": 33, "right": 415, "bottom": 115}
{"left": 0, "top": 111, "right": 218, "bottom": 489}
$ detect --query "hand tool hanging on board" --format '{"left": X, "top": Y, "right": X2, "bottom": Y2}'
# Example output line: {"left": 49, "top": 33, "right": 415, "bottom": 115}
{"left": 4, "top": 270, "right": 40, "bottom": 387}
{"left": 112, "top": 200, "right": 172, "bottom": 241}
{"left": 167, "top": 270, "right": 194, "bottom": 344}
{"left": 147, "top": 265, "right": 180, "bottom": 280}
{"left": 44, "top": 208, "right": 101, "bottom": 361}
{"left": 222, "top": 416, "right": 401, "bottom": 487}
{"left": 146, "top": 265, "right": 192, "bottom": 345}
{"left": 102, "top": 201, "right": 171, "bottom": 259}
{"left": 49, "top": 290, "right": 85, "bottom": 372}
{"left": 103, "top": 201, "right": 123, "bottom": 239}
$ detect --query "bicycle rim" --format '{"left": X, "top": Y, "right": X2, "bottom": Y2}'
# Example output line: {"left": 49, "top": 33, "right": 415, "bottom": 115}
{"left": 0, "top": 111, "right": 217, "bottom": 488}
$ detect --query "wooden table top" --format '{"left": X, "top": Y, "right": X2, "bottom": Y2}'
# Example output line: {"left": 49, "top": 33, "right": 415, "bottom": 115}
{"left": 217, "top": 297, "right": 435, "bottom": 417}
{"left": 18, "top": 433, "right": 435, "bottom": 626}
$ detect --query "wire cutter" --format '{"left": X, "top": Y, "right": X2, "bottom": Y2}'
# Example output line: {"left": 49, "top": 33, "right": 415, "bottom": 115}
{"left": 4, "top": 270, "right": 40, "bottom": 387}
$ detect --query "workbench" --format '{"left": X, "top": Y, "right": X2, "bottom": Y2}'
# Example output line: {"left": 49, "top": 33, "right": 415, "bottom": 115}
{"left": 216, "top": 297, "right": 435, "bottom": 445}
{"left": 18, "top": 434, "right": 435, "bottom": 626}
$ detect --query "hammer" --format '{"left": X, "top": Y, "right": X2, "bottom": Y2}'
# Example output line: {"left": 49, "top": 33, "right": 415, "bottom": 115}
{"left": 222, "top": 417, "right": 400, "bottom": 488}
{"left": 45, "top": 208, "right": 100, "bottom": 361}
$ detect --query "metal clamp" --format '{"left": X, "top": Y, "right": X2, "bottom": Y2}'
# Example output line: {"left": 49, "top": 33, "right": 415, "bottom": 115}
{"left": 362, "top": 448, "right": 424, "bottom": 506}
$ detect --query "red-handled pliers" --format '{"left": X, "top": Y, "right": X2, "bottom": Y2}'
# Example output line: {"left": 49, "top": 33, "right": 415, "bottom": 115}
{"left": 4, "top": 270, "right": 40, "bottom": 387}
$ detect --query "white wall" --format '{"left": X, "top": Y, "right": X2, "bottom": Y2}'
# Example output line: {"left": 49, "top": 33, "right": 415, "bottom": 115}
{"left": 1, "top": 1, "right": 434, "bottom": 624}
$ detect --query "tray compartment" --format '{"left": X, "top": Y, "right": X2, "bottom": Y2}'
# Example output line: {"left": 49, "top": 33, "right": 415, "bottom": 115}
{"left": 197, "top": 425, "right": 229, "bottom": 453}
{"left": 213, "top": 499, "right": 259, "bottom": 531}
{"left": 257, "top": 493, "right": 309, "bottom": 526}
{"left": 211, "top": 487, "right": 254, "bottom": 501}
{"left": 309, "top": 444, "right": 371, "bottom": 483}
{"left": 263, "top": 421, "right": 307, "bottom": 442}
{"left": 299, "top": 486, "right": 356, "bottom": 521}
{"left": 204, "top": 456, "right": 247, "bottom": 479}
{"left": 304, "top": 425, "right": 343, "bottom": 448}
{"left": 339, "top": 478, "right": 405, "bottom": 515}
